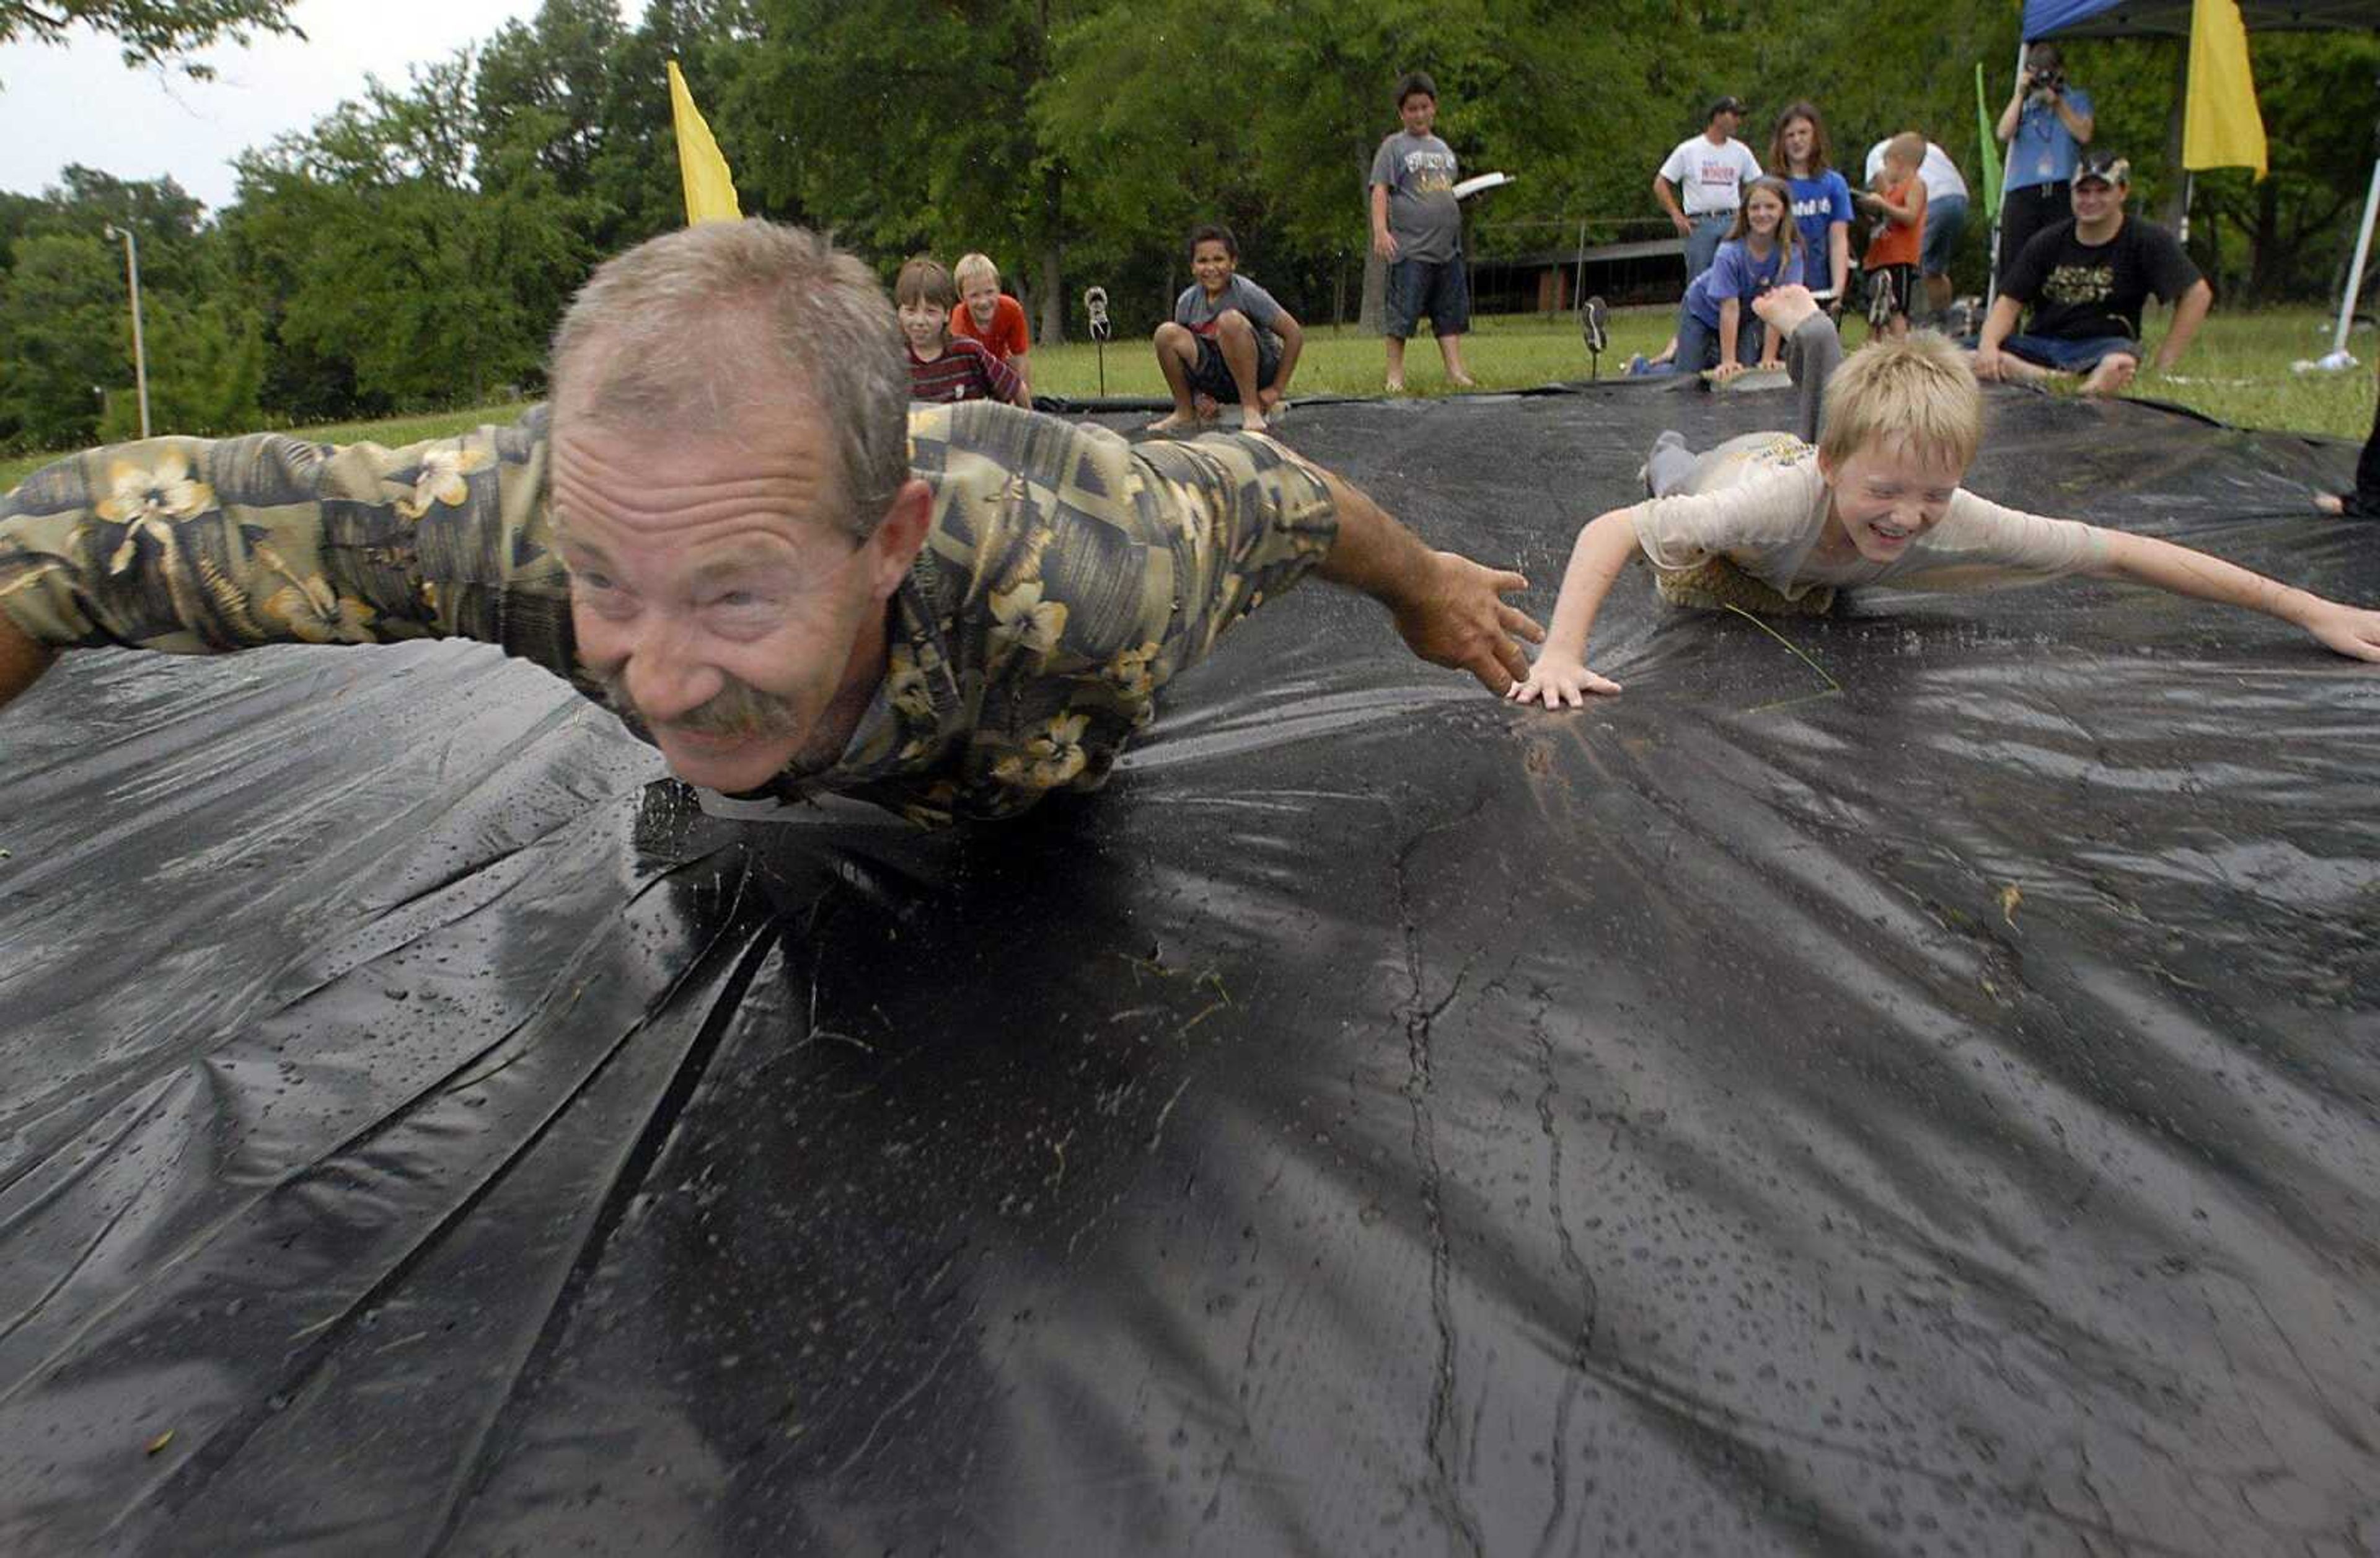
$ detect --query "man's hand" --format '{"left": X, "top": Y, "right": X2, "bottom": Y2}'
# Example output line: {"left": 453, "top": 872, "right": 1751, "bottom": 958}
{"left": 1390, "top": 551, "right": 1545, "bottom": 694}
{"left": 0, "top": 612, "right": 55, "bottom": 713}
{"left": 1972, "top": 345, "right": 2010, "bottom": 381}
{"left": 2302, "top": 601, "right": 2380, "bottom": 662}
{"left": 1505, "top": 652, "right": 1621, "bottom": 708}
{"left": 1669, "top": 211, "right": 1693, "bottom": 239}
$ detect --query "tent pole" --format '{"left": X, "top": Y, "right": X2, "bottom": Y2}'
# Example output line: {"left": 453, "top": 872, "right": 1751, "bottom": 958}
{"left": 2325, "top": 156, "right": 2380, "bottom": 366}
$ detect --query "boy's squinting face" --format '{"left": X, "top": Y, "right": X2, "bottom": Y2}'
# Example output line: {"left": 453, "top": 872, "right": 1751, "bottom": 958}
{"left": 897, "top": 296, "right": 949, "bottom": 353}
{"left": 959, "top": 276, "right": 1001, "bottom": 329}
{"left": 1190, "top": 239, "right": 1236, "bottom": 294}
{"left": 1399, "top": 92, "right": 1436, "bottom": 135}
{"left": 1820, "top": 438, "right": 1963, "bottom": 563}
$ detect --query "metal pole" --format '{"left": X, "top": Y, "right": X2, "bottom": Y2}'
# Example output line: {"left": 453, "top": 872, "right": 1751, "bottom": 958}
{"left": 103, "top": 224, "right": 151, "bottom": 438}
{"left": 2327, "top": 157, "right": 2380, "bottom": 363}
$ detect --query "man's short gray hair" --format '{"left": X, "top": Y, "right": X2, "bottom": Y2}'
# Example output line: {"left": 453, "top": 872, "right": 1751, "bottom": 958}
{"left": 549, "top": 221, "right": 909, "bottom": 538}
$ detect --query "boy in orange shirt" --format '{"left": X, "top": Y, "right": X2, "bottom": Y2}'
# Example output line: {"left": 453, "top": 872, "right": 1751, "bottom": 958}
{"left": 1857, "top": 133, "right": 1928, "bottom": 337}
{"left": 951, "top": 252, "right": 1033, "bottom": 402}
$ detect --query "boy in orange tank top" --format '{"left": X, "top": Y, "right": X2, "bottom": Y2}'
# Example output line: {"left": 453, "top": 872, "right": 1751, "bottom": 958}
{"left": 1858, "top": 133, "right": 1928, "bottom": 337}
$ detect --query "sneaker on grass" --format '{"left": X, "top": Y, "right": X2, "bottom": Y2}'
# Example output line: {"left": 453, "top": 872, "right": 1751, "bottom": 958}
{"left": 1580, "top": 294, "right": 1610, "bottom": 356}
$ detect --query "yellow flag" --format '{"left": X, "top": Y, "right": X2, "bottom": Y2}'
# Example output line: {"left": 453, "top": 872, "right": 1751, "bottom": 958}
{"left": 2184, "top": 0, "right": 2267, "bottom": 179}
{"left": 669, "top": 60, "right": 742, "bottom": 223}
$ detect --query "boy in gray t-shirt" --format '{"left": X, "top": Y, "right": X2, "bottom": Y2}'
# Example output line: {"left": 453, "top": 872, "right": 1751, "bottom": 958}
{"left": 1150, "top": 223, "right": 1305, "bottom": 435}
{"left": 1367, "top": 70, "right": 1473, "bottom": 394}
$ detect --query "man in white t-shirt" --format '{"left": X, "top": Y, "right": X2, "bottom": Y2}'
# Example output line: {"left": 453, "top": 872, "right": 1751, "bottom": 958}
{"left": 1655, "top": 95, "right": 1763, "bottom": 283}
{"left": 1864, "top": 138, "right": 1971, "bottom": 322}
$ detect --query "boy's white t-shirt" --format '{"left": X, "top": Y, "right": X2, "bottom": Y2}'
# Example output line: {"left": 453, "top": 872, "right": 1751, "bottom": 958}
{"left": 1631, "top": 433, "right": 2106, "bottom": 598}
{"left": 1659, "top": 135, "right": 1764, "bottom": 216}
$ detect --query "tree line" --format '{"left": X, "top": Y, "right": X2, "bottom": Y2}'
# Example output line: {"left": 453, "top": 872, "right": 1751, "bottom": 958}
{"left": 3, "top": 0, "right": 2371, "bottom": 452}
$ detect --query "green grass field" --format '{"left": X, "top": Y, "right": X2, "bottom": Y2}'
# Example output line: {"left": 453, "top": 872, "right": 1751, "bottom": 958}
{"left": 3, "top": 306, "right": 2368, "bottom": 491}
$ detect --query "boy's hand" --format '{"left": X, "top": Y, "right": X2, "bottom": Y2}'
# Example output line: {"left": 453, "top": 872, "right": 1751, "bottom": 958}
{"left": 1505, "top": 653, "right": 1621, "bottom": 708}
{"left": 1390, "top": 551, "right": 1543, "bottom": 693}
{"left": 1372, "top": 229, "right": 1399, "bottom": 261}
{"left": 2301, "top": 601, "right": 2380, "bottom": 662}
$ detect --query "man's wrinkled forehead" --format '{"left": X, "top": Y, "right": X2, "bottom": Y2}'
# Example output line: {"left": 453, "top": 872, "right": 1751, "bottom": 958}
{"left": 548, "top": 369, "right": 840, "bottom": 530}
{"left": 557, "top": 312, "right": 798, "bottom": 423}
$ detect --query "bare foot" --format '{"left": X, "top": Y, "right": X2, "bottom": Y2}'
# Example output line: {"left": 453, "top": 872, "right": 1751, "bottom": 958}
{"left": 1236, "top": 408, "right": 1269, "bottom": 435}
{"left": 1146, "top": 411, "right": 1199, "bottom": 433}
{"left": 2316, "top": 492, "right": 2347, "bottom": 516}
{"left": 1752, "top": 283, "right": 1822, "bottom": 337}
{"left": 1448, "top": 374, "right": 1477, "bottom": 388}
{"left": 1385, "top": 377, "right": 1406, "bottom": 394}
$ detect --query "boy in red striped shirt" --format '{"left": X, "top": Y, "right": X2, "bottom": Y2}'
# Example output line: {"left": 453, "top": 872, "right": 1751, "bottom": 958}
{"left": 896, "top": 257, "right": 1029, "bottom": 407}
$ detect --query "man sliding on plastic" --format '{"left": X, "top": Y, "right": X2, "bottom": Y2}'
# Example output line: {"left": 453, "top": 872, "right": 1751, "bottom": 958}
{"left": 1507, "top": 286, "right": 2380, "bottom": 708}
{"left": 0, "top": 221, "right": 1543, "bottom": 828}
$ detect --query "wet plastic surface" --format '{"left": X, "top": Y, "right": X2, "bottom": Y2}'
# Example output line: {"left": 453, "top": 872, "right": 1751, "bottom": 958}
{"left": 2, "top": 384, "right": 2375, "bottom": 1555}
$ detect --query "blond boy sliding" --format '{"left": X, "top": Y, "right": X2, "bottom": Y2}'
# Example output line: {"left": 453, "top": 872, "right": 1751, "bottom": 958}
{"left": 1509, "top": 325, "right": 2380, "bottom": 707}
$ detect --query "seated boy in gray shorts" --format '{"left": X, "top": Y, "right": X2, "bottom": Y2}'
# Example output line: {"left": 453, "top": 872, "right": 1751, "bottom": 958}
{"left": 1150, "top": 223, "right": 1305, "bottom": 436}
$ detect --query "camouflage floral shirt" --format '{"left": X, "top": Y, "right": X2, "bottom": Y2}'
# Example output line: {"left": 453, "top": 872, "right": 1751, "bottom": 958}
{"left": 0, "top": 402, "right": 1339, "bottom": 826}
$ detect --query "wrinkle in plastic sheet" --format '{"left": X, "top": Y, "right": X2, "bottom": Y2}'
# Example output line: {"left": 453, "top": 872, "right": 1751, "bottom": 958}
{"left": 1, "top": 388, "right": 2374, "bottom": 1556}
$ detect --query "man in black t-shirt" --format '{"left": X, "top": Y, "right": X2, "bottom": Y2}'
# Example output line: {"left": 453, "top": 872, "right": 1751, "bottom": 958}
{"left": 1975, "top": 151, "right": 2213, "bottom": 397}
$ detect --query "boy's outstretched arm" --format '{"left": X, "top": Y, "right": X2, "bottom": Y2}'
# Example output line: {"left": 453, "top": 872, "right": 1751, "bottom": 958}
{"left": 2089, "top": 529, "right": 2380, "bottom": 660}
{"left": 0, "top": 612, "right": 55, "bottom": 712}
{"left": 1308, "top": 467, "right": 1544, "bottom": 693}
{"left": 1507, "top": 508, "right": 1639, "bottom": 707}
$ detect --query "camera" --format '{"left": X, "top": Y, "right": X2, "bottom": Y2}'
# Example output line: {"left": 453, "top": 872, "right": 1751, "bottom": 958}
{"left": 2029, "top": 65, "right": 2066, "bottom": 93}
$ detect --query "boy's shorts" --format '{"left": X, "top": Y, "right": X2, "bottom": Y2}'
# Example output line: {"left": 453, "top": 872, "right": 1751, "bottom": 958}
{"left": 1867, "top": 263, "right": 1918, "bottom": 317}
{"left": 1384, "top": 256, "right": 1471, "bottom": 339}
{"left": 1919, "top": 193, "right": 1967, "bottom": 277}
{"left": 1653, "top": 555, "right": 1837, "bottom": 617}
{"left": 2003, "top": 332, "right": 2141, "bottom": 374}
{"left": 1187, "top": 334, "right": 1284, "bottom": 402}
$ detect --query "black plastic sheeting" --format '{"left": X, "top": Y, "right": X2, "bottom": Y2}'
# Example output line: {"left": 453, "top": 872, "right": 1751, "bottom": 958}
{"left": 2, "top": 384, "right": 2376, "bottom": 1556}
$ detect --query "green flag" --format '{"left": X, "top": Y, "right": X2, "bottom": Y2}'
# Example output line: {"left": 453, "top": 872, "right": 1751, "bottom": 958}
{"left": 1974, "top": 62, "right": 2004, "bottom": 215}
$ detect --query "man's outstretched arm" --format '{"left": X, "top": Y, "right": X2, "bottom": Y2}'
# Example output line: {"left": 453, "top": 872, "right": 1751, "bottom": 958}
{"left": 1309, "top": 467, "right": 1544, "bottom": 693}
{"left": 0, "top": 423, "right": 575, "bottom": 719}
{"left": 0, "top": 611, "right": 55, "bottom": 711}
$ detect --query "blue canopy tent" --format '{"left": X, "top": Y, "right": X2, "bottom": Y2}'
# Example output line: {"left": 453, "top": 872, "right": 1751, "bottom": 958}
{"left": 2019, "top": 0, "right": 2380, "bottom": 366}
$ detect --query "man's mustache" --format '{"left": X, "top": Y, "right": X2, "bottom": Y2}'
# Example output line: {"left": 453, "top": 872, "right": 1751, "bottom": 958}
{"left": 593, "top": 664, "right": 806, "bottom": 741}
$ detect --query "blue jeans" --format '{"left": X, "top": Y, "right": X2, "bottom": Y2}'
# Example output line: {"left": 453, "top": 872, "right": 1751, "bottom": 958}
{"left": 2004, "top": 332, "right": 2139, "bottom": 374}
{"left": 1383, "top": 255, "right": 1471, "bottom": 338}
{"left": 1683, "top": 214, "right": 1731, "bottom": 282}
{"left": 1641, "top": 301, "right": 1766, "bottom": 377}
{"left": 1920, "top": 193, "right": 1968, "bottom": 277}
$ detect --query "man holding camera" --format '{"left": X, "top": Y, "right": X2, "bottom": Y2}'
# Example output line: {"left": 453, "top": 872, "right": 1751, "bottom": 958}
{"left": 1993, "top": 42, "right": 2095, "bottom": 289}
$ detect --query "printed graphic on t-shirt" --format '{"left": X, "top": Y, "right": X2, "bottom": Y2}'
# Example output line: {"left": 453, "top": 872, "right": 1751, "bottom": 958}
{"left": 2042, "top": 263, "right": 2115, "bottom": 306}
{"left": 1696, "top": 159, "right": 1740, "bottom": 190}
{"left": 1403, "top": 149, "right": 1456, "bottom": 193}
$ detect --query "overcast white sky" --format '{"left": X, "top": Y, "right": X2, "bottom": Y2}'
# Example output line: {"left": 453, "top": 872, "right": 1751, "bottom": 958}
{"left": 0, "top": 0, "right": 622, "bottom": 213}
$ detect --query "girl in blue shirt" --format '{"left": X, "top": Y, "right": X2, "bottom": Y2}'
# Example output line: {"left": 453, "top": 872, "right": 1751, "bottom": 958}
{"left": 1634, "top": 176, "right": 1804, "bottom": 379}
{"left": 1771, "top": 102, "right": 1852, "bottom": 308}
